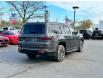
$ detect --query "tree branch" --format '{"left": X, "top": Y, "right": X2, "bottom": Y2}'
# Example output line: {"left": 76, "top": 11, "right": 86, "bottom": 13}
{"left": 8, "top": 1, "right": 23, "bottom": 19}
{"left": 8, "top": 1, "right": 45, "bottom": 23}
{"left": 24, "top": 8, "right": 38, "bottom": 22}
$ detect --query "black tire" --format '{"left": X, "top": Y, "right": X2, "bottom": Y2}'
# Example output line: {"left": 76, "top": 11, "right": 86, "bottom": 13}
{"left": 92, "top": 38, "right": 95, "bottom": 40}
{"left": 54, "top": 45, "right": 65, "bottom": 62}
{"left": 102, "top": 36, "right": 103, "bottom": 39}
{"left": 26, "top": 53, "right": 36, "bottom": 59}
{"left": 77, "top": 40, "right": 83, "bottom": 52}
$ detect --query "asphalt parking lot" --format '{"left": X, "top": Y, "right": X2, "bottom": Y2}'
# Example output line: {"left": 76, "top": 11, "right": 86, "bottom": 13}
{"left": 0, "top": 40, "right": 103, "bottom": 78}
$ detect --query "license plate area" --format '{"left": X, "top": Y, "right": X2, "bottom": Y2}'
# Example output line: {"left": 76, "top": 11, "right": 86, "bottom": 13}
{"left": 22, "top": 37, "right": 37, "bottom": 42}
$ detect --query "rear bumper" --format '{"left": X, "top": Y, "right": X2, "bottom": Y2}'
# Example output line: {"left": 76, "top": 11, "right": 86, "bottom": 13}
{"left": 18, "top": 47, "right": 56, "bottom": 56}
{"left": 18, "top": 41, "right": 57, "bottom": 56}
{"left": 0, "top": 42, "right": 8, "bottom": 46}
{"left": 18, "top": 47, "right": 53, "bottom": 52}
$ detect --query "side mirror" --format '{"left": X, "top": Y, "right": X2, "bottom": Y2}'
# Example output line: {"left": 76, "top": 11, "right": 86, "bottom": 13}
{"left": 72, "top": 31, "right": 78, "bottom": 35}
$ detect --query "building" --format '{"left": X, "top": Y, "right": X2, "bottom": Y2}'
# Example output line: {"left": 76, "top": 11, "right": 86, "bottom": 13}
{"left": 99, "top": 20, "right": 103, "bottom": 30}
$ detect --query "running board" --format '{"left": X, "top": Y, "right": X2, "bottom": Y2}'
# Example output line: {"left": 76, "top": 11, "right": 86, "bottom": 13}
{"left": 66, "top": 48, "right": 77, "bottom": 53}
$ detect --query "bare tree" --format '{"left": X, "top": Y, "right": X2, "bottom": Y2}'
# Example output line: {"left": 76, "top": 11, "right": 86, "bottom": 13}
{"left": 7, "top": 1, "right": 45, "bottom": 24}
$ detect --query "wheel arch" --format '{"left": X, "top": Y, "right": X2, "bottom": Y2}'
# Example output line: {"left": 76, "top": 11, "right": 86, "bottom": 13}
{"left": 58, "top": 41, "right": 66, "bottom": 50}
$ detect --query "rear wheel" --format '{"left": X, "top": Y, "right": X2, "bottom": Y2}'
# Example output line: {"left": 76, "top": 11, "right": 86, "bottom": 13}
{"left": 77, "top": 40, "right": 83, "bottom": 52}
{"left": 54, "top": 45, "right": 65, "bottom": 62}
{"left": 26, "top": 53, "right": 36, "bottom": 59}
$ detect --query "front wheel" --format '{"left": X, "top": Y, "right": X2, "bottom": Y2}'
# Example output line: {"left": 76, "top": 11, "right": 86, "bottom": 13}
{"left": 54, "top": 45, "right": 65, "bottom": 62}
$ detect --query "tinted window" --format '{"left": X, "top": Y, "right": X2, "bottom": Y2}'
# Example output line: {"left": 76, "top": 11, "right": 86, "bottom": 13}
{"left": 21, "top": 23, "right": 45, "bottom": 34}
{"left": 63, "top": 25, "right": 70, "bottom": 34}
{"left": 48, "top": 24, "right": 61, "bottom": 34}
{"left": 3, "top": 28, "right": 8, "bottom": 31}
{"left": 61, "top": 25, "right": 70, "bottom": 34}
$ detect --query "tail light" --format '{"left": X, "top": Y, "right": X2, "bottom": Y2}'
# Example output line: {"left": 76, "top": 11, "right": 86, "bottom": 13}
{"left": 10, "top": 37, "right": 18, "bottom": 40}
{"left": 38, "top": 36, "right": 54, "bottom": 40}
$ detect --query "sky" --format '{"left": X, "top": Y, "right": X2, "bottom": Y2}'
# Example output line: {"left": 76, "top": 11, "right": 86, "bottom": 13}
{"left": 1, "top": 1, "right": 103, "bottom": 25}
{"left": 48, "top": 1, "right": 103, "bottom": 30}
{"left": 47, "top": 1, "right": 103, "bottom": 25}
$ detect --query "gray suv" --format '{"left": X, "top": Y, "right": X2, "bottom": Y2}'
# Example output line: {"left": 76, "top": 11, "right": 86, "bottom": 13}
{"left": 18, "top": 22, "right": 84, "bottom": 61}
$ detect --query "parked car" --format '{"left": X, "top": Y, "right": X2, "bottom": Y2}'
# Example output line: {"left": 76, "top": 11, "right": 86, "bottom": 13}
{"left": 18, "top": 22, "right": 84, "bottom": 62}
{"left": 3, "top": 27, "right": 19, "bottom": 33}
{"left": 79, "top": 30, "right": 92, "bottom": 39}
{"left": 92, "top": 28, "right": 103, "bottom": 39}
{"left": 1, "top": 30, "right": 19, "bottom": 45}
{"left": 3, "top": 27, "right": 16, "bottom": 31}
{"left": 0, "top": 35, "right": 9, "bottom": 47}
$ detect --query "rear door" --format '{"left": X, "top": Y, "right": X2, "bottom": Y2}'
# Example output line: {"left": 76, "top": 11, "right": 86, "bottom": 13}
{"left": 60, "top": 24, "right": 73, "bottom": 51}
{"left": 47, "top": 23, "right": 62, "bottom": 50}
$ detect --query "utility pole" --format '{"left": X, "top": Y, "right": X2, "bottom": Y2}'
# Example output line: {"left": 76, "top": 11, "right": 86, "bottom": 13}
{"left": 44, "top": 5, "right": 49, "bottom": 23}
{"left": 72, "top": 6, "right": 79, "bottom": 27}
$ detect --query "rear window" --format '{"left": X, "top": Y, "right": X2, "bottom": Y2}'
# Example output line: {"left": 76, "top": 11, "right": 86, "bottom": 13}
{"left": 48, "top": 24, "right": 61, "bottom": 34}
{"left": 21, "top": 23, "right": 45, "bottom": 34}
